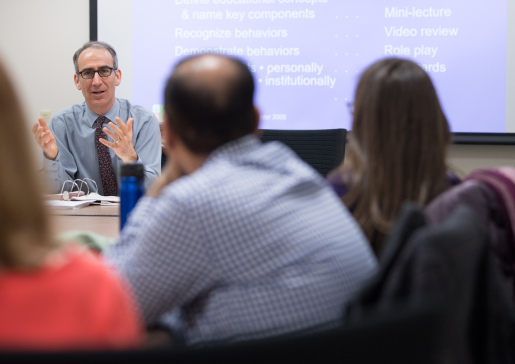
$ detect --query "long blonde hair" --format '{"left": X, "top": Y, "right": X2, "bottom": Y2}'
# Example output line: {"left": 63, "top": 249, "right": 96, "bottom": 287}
{"left": 0, "top": 59, "right": 55, "bottom": 269}
{"left": 340, "top": 58, "right": 450, "bottom": 254}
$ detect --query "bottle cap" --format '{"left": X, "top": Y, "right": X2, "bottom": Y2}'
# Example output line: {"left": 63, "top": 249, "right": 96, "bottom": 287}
{"left": 120, "top": 163, "right": 144, "bottom": 182}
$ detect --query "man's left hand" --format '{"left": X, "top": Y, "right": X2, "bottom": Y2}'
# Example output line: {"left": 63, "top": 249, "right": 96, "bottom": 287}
{"left": 99, "top": 117, "right": 138, "bottom": 163}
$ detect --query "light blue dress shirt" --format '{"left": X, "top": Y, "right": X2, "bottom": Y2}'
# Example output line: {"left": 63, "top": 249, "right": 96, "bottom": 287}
{"left": 39, "top": 98, "right": 161, "bottom": 195}
{"left": 105, "top": 135, "right": 377, "bottom": 346}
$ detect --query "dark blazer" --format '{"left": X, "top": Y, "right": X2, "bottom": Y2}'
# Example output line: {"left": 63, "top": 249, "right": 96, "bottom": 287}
{"left": 425, "top": 180, "right": 515, "bottom": 299}
{"left": 346, "top": 203, "right": 515, "bottom": 364}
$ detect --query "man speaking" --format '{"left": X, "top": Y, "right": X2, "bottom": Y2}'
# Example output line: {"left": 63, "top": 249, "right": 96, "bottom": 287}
{"left": 33, "top": 41, "right": 161, "bottom": 195}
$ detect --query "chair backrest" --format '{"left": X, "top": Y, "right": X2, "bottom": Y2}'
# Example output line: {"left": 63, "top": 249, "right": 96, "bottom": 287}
{"left": 161, "top": 147, "right": 167, "bottom": 170}
{"left": 162, "top": 130, "right": 347, "bottom": 176}
{"left": 0, "top": 304, "right": 442, "bottom": 364}
{"left": 259, "top": 129, "right": 347, "bottom": 177}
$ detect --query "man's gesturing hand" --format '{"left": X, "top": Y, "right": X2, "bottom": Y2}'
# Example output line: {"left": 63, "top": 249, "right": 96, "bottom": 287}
{"left": 99, "top": 117, "right": 138, "bottom": 163}
{"left": 32, "top": 117, "right": 58, "bottom": 160}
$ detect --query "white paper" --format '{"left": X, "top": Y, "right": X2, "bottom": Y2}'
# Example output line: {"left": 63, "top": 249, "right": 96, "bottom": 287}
{"left": 72, "top": 193, "right": 120, "bottom": 203}
{"left": 99, "top": 200, "right": 120, "bottom": 206}
{"left": 46, "top": 200, "right": 92, "bottom": 210}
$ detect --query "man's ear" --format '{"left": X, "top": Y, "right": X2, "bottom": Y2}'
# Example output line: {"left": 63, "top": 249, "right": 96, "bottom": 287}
{"left": 162, "top": 114, "right": 177, "bottom": 155}
{"left": 252, "top": 106, "right": 261, "bottom": 137}
{"left": 74, "top": 73, "right": 81, "bottom": 91}
{"left": 115, "top": 68, "right": 122, "bottom": 87}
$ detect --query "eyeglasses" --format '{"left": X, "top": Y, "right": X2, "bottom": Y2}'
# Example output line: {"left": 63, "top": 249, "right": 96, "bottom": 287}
{"left": 78, "top": 67, "right": 117, "bottom": 79}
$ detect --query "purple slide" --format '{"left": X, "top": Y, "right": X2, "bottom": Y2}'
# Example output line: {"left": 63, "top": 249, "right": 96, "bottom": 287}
{"left": 132, "top": 0, "right": 507, "bottom": 132}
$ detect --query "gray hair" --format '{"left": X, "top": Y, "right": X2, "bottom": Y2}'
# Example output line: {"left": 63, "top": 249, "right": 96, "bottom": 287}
{"left": 73, "top": 41, "right": 118, "bottom": 74}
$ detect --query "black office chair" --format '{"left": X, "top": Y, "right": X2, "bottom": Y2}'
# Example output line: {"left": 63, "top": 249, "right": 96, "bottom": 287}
{"left": 259, "top": 129, "right": 347, "bottom": 177}
{"left": 162, "top": 130, "right": 347, "bottom": 176}
{"left": 0, "top": 303, "right": 443, "bottom": 364}
{"left": 161, "top": 149, "right": 167, "bottom": 170}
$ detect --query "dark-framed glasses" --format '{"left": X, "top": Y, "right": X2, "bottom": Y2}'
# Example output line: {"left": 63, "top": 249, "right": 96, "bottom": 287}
{"left": 78, "top": 67, "right": 117, "bottom": 79}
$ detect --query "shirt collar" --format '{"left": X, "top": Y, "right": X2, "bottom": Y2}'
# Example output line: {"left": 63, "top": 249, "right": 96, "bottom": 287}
{"left": 86, "top": 98, "right": 120, "bottom": 127}
{"left": 205, "top": 134, "right": 260, "bottom": 164}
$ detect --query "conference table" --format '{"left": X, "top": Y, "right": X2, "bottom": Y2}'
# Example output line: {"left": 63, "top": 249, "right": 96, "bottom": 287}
{"left": 50, "top": 205, "right": 120, "bottom": 238}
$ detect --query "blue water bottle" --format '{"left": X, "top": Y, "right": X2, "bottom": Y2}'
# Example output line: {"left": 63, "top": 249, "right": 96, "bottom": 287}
{"left": 120, "top": 163, "right": 145, "bottom": 229}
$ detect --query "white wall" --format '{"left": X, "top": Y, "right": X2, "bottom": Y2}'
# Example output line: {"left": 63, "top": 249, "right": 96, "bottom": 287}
{"left": 0, "top": 0, "right": 513, "bottom": 175}
{"left": 0, "top": 0, "right": 89, "bottom": 125}
{"left": 448, "top": 144, "right": 515, "bottom": 177}
{"left": 98, "top": 0, "right": 132, "bottom": 101}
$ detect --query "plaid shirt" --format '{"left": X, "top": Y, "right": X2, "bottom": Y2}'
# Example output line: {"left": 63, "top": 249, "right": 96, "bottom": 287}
{"left": 105, "top": 135, "right": 376, "bottom": 346}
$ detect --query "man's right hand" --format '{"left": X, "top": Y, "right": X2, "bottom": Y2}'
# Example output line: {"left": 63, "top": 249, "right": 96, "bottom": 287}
{"left": 32, "top": 117, "right": 58, "bottom": 160}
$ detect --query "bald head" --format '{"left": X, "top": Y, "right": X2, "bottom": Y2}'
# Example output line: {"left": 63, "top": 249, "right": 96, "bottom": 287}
{"left": 164, "top": 54, "right": 256, "bottom": 154}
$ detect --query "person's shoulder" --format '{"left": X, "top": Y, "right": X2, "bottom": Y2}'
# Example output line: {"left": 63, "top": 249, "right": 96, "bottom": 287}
{"left": 51, "top": 102, "right": 86, "bottom": 126}
{"left": 1, "top": 247, "right": 125, "bottom": 305}
{"left": 198, "top": 136, "right": 323, "bottom": 188}
{"left": 159, "top": 172, "right": 204, "bottom": 208}
{"left": 56, "top": 249, "right": 111, "bottom": 277}
{"left": 54, "top": 249, "right": 138, "bottom": 312}
{"left": 53, "top": 102, "right": 86, "bottom": 118}
{"left": 40, "top": 248, "right": 142, "bottom": 348}
{"left": 155, "top": 155, "right": 238, "bottom": 214}
{"left": 118, "top": 99, "right": 155, "bottom": 121}
{"left": 256, "top": 139, "right": 325, "bottom": 181}
{"left": 50, "top": 102, "right": 86, "bottom": 132}
{"left": 191, "top": 137, "right": 325, "bottom": 202}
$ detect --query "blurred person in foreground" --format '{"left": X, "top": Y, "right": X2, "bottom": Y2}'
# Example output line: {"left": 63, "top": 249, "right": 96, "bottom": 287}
{"left": 0, "top": 58, "right": 142, "bottom": 351}
{"left": 328, "top": 58, "right": 454, "bottom": 255}
{"left": 105, "top": 54, "right": 377, "bottom": 347}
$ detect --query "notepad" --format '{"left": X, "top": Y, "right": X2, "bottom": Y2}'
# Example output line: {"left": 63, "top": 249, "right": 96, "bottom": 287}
{"left": 46, "top": 200, "right": 93, "bottom": 210}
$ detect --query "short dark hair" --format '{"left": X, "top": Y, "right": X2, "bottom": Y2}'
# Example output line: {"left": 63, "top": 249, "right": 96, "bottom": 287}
{"left": 164, "top": 55, "right": 256, "bottom": 154}
{"left": 73, "top": 41, "right": 118, "bottom": 73}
